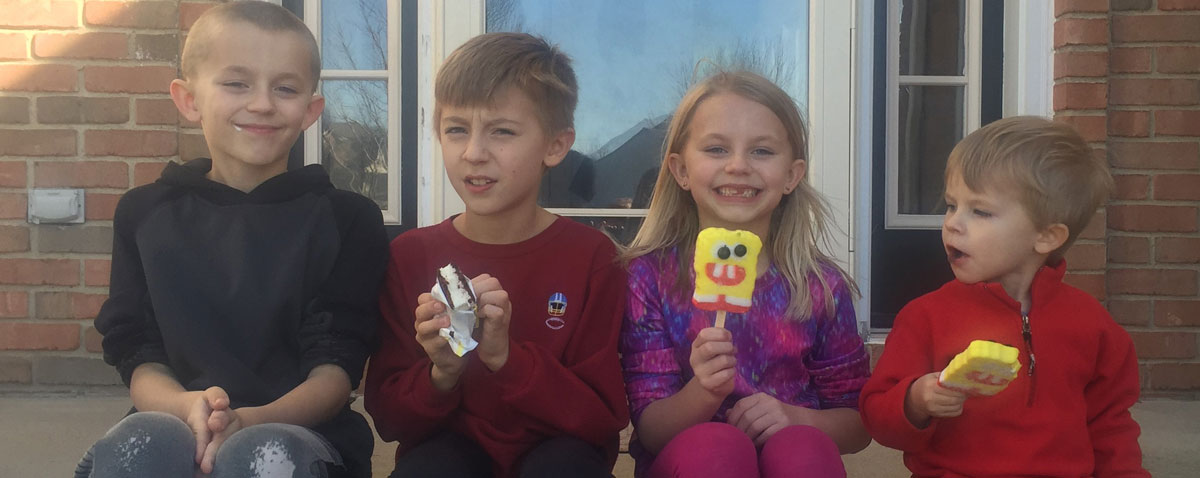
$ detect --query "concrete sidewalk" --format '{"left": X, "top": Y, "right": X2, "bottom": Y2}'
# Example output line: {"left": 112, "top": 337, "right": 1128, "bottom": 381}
{"left": 1, "top": 395, "right": 1196, "bottom": 477}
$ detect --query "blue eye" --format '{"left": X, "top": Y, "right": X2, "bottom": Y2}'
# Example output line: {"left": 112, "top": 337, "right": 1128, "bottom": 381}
{"left": 443, "top": 126, "right": 466, "bottom": 135}
{"left": 704, "top": 146, "right": 727, "bottom": 154}
{"left": 973, "top": 209, "right": 992, "bottom": 218}
{"left": 751, "top": 148, "right": 775, "bottom": 156}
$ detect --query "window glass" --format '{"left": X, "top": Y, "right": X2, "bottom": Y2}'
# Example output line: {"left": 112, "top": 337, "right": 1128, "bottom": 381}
{"left": 321, "top": 80, "right": 389, "bottom": 208}
{"left": 899, "top": 0, "right": 965, "bottom": 76}
{"left": 321, "top": 0, "right": 387, "bottom": 70}
{"left": 897, "top": 85, "right": 963, "bottom": 215}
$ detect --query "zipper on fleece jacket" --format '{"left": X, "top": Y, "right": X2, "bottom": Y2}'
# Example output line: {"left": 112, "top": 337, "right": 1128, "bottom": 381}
{"left": 1021, "top": 313, "right": 1037, "bottom": 406}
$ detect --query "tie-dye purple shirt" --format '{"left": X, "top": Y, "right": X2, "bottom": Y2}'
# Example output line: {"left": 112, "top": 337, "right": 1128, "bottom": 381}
{"left": 620, "top": 248, "right": 869, "bottom": 471}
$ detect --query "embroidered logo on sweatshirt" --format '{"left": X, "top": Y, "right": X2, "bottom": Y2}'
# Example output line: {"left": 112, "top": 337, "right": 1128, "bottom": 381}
{"left": 545, "top": 292, "right": 567, "bottom": 330}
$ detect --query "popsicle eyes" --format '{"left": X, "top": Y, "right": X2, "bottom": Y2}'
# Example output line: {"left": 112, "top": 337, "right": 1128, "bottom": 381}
{"left": 713, "top": 242, "right": 750, "bottom": 260}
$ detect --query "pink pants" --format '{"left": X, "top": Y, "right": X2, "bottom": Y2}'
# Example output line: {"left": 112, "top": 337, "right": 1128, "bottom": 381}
{"left": 646, "top": 422, "right": 847, "bottom": 478}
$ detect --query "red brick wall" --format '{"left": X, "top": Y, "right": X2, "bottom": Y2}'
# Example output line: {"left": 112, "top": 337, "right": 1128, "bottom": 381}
{"left": 1057, "top": 0, "right": 1200, "bottom": 398}
{"left": 0, "top": 0, "right": 215, "bottom": 390}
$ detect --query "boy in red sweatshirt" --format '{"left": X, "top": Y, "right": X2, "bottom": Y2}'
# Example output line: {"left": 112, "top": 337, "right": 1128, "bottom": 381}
{"left": 860, "top": 116, "right": 1148, "bottom": 477}
{"left": 363, "top": 32, "right": 629, "bottom": 478}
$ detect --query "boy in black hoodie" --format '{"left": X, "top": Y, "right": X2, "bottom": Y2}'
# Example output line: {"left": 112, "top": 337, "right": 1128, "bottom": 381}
{"left": 77, "top": 3, "right": 387, "bottom": 477}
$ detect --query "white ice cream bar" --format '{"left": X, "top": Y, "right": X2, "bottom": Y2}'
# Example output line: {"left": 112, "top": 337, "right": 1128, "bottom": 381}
{"left": 437, "top": 264, "right": 476, "bottom": 312}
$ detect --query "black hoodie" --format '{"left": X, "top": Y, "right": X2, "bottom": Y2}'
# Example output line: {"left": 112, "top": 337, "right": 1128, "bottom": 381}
{"left": 95, "top": 158, "right": 388, "bottom": 477}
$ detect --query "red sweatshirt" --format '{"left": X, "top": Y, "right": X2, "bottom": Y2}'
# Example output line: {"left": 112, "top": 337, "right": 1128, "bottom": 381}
{"left": 860, "top": 261, "right": 1148, "bottom": 478}
{"left": 364, "top": 217, "right": 630, "bottom": 477}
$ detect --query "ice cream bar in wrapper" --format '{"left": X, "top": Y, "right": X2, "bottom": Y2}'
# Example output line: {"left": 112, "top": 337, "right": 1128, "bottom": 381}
{"left": 430, "top": 263, "right": 479, "bottom": 356}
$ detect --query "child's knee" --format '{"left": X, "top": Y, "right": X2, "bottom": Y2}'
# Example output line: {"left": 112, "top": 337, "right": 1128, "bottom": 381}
{"left": 213, "top": 423, "right": 337, "bottom": 478}
{"left": 650, "top": 422, "right": 757, "bottom": 477}
{"left": 760, "top": 425, "right": 844, "bottom": 478}
{"left": 88, "top": 412, "right": 194, "bottom": 477}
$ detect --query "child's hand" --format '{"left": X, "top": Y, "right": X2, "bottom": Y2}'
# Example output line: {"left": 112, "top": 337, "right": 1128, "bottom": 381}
{"left": 473, "top": 274, "right": 512, "bottom": 372}
{"left": 200, "top": 406, "right": 244, "bottom": 473}
{"left": 727, "top": 392, "right": 805, "bottom": 446}
{"left": 905, "top": 372, "right": 967, "bottom": 428}
{"left": 689, "top": 327, "right": 737, "bottom": 399}
{"left": 185, "top": 386, "right": 230, "bottom": 467}
{"left": 414, "top": 292, "right": 467, "bottom": 391}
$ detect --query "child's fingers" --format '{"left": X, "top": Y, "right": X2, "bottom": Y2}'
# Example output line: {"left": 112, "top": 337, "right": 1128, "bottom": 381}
{"left": 200, "top": 434, "right": 224, "bottom": 474}
{"left": 207, "top": 409, "right": 230, "bottom": 433}
{"left": 203, "top": 386, "right": 229, "bottom": 411}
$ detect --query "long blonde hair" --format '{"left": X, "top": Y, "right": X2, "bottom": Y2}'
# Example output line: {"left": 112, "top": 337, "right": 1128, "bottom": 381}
{"left": 623, "top": 70, "right": 855, "bottom": 319}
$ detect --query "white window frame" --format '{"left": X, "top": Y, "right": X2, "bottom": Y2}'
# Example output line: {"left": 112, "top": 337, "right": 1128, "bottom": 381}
{"left": 420, "top": 0, "right": 857, "bottom": 269}
{"left": 303, "top": 0, "right": 404, "bottom": 225}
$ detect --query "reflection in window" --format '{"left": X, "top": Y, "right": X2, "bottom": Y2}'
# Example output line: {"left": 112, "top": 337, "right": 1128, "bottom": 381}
{"left": 898, "top": 85, "right": 962, "bottom": 215}
{"left": 488, "top": 0, "right": 810, "bottom": 241}
{"left": 322, "top": 80, "right": 389, "bottom": 208}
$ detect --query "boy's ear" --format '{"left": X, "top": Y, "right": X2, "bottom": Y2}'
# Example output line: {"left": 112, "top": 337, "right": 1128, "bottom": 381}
{"left": 169, "top": 79, "right": 202, "bottom": 124}
{"left": 542, "top": 127, "right": 575, "bottom": 168}
{"left": 301, "top": 94, "right": 325, "bottom": 131}
{"left": 1034, "top": 223, "right": 1070, "bottom": 255}
{"left": 667, "top": 153, "right": 689, "bottom": 190}
{"left": 785, "top": 158, "right": 807, "bottom": 194}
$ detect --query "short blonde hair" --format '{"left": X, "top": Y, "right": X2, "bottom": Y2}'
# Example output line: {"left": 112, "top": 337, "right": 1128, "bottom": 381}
{"left": 624, "top": 70, "right": 854, "bottom": 319}
{"left": 946, "top": 116, "right": 1113, "bottom": 260}
{"left": 434, "top": 32, "right": 577, "bottom": 134}
{"left": 182, "top": 2, "right": 320, "bottom": 91}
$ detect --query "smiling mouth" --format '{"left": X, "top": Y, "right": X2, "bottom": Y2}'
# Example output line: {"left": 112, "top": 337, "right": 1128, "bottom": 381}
{"left": 465, "top": 177, "right": 495, "bottom": 187}
{"left": 716, "top": 186, "right": 759, "bottom": 198}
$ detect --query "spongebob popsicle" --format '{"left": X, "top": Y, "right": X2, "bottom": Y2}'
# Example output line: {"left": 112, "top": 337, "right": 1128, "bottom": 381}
{"left": 938, "top": 340, "right": 1022, "bottom": 396}
{"left": 693, "top": 228, "right": 763, "bottom": 328}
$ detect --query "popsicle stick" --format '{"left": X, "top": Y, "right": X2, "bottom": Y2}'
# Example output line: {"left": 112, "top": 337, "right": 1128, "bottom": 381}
{"left": 715, "top": 310, "right": 727, "bottom": 329}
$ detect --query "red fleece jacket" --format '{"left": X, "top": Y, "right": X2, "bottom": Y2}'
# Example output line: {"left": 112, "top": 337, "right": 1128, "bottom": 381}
{"left": 860, "top": 261, "right": 1148, "bottom": 478}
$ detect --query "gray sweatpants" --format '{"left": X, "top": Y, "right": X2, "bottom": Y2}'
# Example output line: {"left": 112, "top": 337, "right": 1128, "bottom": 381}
{"left": 75, "top": 411, "right": 341, "bottom": 478}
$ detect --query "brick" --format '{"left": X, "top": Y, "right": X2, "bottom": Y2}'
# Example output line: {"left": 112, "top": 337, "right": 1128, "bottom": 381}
{"left": 180, "top": 2, "right": 218, "bottom": 30}
{"left": 1054, "top": 51, "right": 1108, "bottom": 78}
{"left": 1108, "top": 205, "right": 1197, "bottom": 233}
{"left": 1055, "top": 0, "right": 1110, "bottom": 15}
{"left": 1109, "top": 235, "right": 1150, "bottom": 263}
{"left": 36, "top": 97, "right": 129, "bottom": 124}
{"left": 1157, "top": 300, "right": 1200, "bottom": 327}
{"left": 1064, "top": 272, "right": 1106, "bottom": 300}
{"left": 35, "top": 291, "right": 108, "bottom": 320}
{"left": 1053, "top": 82, "right": 1107, "bottom": 111}
{"left": 1108, "top": 268, "right": 1197, "bottom": 296}
{"left": 1111, "top": 79, "right": 1200, "bottom": 106}
{"left": 1064, "top": 242, "right": 1106, "bottom": 270}
{"left": 1159, "top": 0, "right": 1200, "bottom": 10}
{"left": 1157, "top": 237, "right": 1200, "bottom": 263}
{"left": 0, "top": 97, "right": 30, "bottom": 123}
{"left": 0, "top": 323, "right": 79, "bottom": 350}
{"left": 1158, "top": 47, "right": 1200, "bottom": 74}
{"left": 133, "top": 161, "right": 168, "bottom": 186}
{"left": 1110, "top": 0, "right": 1151, "bottom": 9}
{"left": 131, "top": 33, "right": 178, "bottom": 62}
{"left": 34, "top": 161, "right": 127, "bottom": 188}
{"left": 1109, "top": 47, "right": 1150, "bottom": 73}
{"left": 0, "top": 258, "right": 78, "bottom": 286}
{"left": 84, "top": 2, "right": 178, "bottom": 29}
{"left": 0, "top": 225, "right": 30, "bottom": 252}
{"left": 1109, "top": 299, "right": 1151, "bottom": 326}
{"left": 1107, "top": 111, "right": 1149, "bottom": 137}
{"left": 0, "top": 291, "right": 29, "bottom": 318}
{"left": 1109, "top": 141, "right": 1199, "bottom": 170}
{"left": 1154, "top": 174, "right": 1200, "bottom": 201}
{"left": 37, "top": 225, "right": 113, "bottom": 254}
{"left": 1, "top": 1, "right": 78, "bottom": 29}
{"left": 1079, "top": 210, "right": 1106, "bottom": 240}
{"left": 85, "top": 130, "right": 176, "bottom": 157}
{"left": 1112, "top": 174, "right": 1148, "bottom": 200}
{"left": 0, "top": 161, "right": 26, "bottom": 187}
{"left": 0, "top": 32, "right": 27, "bottom": 61}
{"left": 1054, "top": 18, "right": 1109, "bottom": 47}
{"left": 0, "top": 129, "right": 76, "bottom": 156}
{"left": 180, "top": 132, "right": 209, "bottom": 160}
{"left": 1148, "top": 363, "right": 1200, "bottom": 390}
{"left": 84, "top": 259, "right": 110, "bottom": 287}
{"left": 0, "top": 64, "right": 76, "bottom": 92}
{"left": 32, "top": 32, "right": 127, "bottom": 60}
{"left": 1156, "top": 111, "right": 1200, "bottom": 137}
{"left": 0, "top": 357, "right": 32, "bottom": 384}
{"left": 1131, "top": 332, "right": 1197, "bottom": 359}
{"left": 135, "top": 98, "right": 182, "bottom": 125}
{"left": 85, "top": 326, "right": 104, "bottom": 353}
{"left": 1054, "top": 115, "right": 1106, "bottom": 143}
{"left": 1113, "top": 15, "right": 1200, "bottom": 42}
{"left": 85, "top": 192, "right": 121, "bottom": 221}
{"left": 34, "top": 357, "right": 121, "bottom": 385}
{"left": 84, "top": 66, "right": 175, "bottom": 94}
{"left": 0, "top": 192, "right": 27, "bottom": 219}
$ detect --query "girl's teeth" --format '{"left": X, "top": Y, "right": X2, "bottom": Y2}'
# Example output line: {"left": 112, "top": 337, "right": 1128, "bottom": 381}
{"left": 234, "top": 125, "right": 243, "bottom": 132}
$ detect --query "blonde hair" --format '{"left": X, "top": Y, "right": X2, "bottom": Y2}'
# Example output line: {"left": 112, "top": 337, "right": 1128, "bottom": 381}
{"left": 624, "top": 70, "right": 855, "bottom": 319}
{"left": 946, "top": 116, "right": 1113, "bottom": 261}
{"left": 434, "top": 32, "right": 577, "bottom": 135}
{"left": 181, "top": 2, "right": 320, "bottom": 91}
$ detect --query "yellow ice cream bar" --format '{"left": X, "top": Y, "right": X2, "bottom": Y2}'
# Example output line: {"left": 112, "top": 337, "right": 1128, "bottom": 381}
{"left": 692, "top": 228, "right": 762, "bottom": 313}
{"left": 939, "top": 340, "right": 1022, "bottom": 396}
